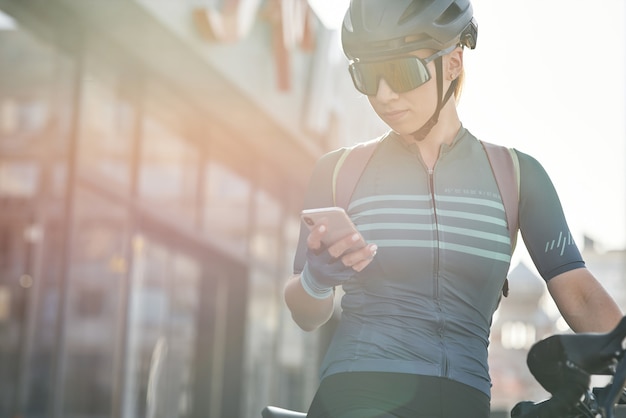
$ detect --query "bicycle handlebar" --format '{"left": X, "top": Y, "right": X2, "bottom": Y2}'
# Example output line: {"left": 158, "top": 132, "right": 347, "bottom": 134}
{"left": 512, "top": 315, "right": 626, "bottom": 418}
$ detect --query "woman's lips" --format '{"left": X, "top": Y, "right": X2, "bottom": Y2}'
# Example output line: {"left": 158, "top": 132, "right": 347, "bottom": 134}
{"left": 382, "top": 109, "right": 408, "bottom": 122}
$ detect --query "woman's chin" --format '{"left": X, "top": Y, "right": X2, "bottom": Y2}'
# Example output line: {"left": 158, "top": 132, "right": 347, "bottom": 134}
{"left": 386, "top": 123, "right": 420, "bottom": 137}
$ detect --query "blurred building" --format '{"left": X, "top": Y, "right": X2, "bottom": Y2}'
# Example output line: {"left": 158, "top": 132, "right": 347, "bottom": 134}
{"left": 0, "top": 1, "right": 386, "bottom": 417}
{"left": 489, "top": 261, "right": 559, "bottom": 412}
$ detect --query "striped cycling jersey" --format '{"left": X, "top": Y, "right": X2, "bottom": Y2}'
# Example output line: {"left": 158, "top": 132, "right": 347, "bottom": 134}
{"left": 293, "top": 127, "right": 584, "bottom": 397}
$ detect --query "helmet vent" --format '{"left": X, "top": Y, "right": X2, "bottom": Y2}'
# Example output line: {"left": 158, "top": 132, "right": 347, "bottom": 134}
{"left": 404, "top": 33, "right": 430, "bottom": 45}
{"left": 398, "top": 0, "right": 435, "bottom": 25}
{"left": 436, "top": 3, "right": 463, "bottom": 25}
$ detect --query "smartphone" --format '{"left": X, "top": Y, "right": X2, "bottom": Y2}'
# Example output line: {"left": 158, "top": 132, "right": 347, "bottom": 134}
{"left": 300, "top": 206, "right": 364, "bottom": 247}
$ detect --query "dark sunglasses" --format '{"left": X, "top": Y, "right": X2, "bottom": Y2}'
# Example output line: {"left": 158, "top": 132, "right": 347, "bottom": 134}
{"left": 348, "top": 44, "right": 457, "bottom": 96}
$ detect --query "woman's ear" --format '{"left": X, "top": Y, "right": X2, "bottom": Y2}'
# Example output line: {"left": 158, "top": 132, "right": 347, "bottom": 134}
{"left": 447, "top": 47, "right": 464, "bottom": 81}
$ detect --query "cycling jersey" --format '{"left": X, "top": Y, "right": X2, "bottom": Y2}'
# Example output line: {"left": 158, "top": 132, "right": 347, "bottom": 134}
{"left": 293, "top": 127, "right": 585, "bottom": 397}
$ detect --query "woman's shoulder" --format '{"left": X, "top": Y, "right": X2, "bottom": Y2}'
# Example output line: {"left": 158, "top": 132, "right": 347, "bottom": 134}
{"left": 511, "top": 148, "right": 547, "bottom": 174}
{"left": 316, "top": 133, "right": 391, "bottom": 169}
{"left": 464, "top": 130, "right": 551, "bottom": 181}
{"left": 312, "top": 147, "right": 347, "bottom": 177}
{"left": 464, "top": 129, "right": 544, "bottom": 173}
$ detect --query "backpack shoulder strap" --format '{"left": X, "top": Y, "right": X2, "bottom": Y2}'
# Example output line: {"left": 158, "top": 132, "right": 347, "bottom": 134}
{"left": 481, "top": 141, "right": 520, "bottom": 298}
{"left": 480, "top": 141, "right": 520, "bottom": 250}
{"left": 332, "top": 136, "right": 382, "bottom": 210}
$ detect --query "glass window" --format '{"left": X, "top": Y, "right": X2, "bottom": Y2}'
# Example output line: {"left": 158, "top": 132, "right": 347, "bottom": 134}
{"left": 204, "top": 161, "right": 251, "bottom": 256}
{"left": 0, "top": 98, "right": 19, "bottom": 136}
{"left": 0, "top": 23, "right": 79, "bottom": 208}
{"left": 0, "top": 37, "right": 78, "bottom": 415}
{"left": 62, "top": 187, "right": 129, "bottom": 416}
{"left": 50, "top": 161, "right": 67, "bottom": 199}
{"left": 0, "top": 160, "right": 39, "bottom": 197}
{"left": 139, "top": 117, "right": 198, "bottom": 227}
{"left": 0, "top": 98, "right": 48, "bottom": 138}
{"left": 242, "top": 268, "right": 279, "bottom": 418}
{"left": 241, "top": 190, "right": 290, "bottom": 416}
{"left": 250, "top": 190, "right": 282, "bottom": 266}
{"left": 78, "top": 77, "right": 135, "bottom": 191}
{"left": 124, "top": 233, "right": 200, "bottom": 418}
{"left": 0, "top": 216, "right": 38, "bottom": 415}
{"left": 0, "top": 25, "right": 74, "bottom": 159}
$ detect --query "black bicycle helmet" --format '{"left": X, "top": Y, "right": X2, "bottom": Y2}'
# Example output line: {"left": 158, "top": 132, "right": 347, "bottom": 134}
{"left": 342, "top": 0, "right": 478, "bottom": 141}
{"left": 342, "top": 0, "right": 477, "bottom": 60}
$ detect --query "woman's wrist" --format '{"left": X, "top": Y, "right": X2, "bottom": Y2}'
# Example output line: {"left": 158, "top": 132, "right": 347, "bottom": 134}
{"left": 300, "top": 263, "right": 334, "bottom": 299}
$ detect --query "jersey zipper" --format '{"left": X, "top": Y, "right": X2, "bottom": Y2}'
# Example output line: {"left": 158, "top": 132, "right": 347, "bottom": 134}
{"left": 428, "top": 166, "right": 449, "bottom": 377}
{"left": 428, "top": 168, "right": 440, "bottom": 301}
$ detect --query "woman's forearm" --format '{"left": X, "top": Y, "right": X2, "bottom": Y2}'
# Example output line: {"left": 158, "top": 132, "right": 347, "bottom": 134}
{"left": 548, "top": 268, "right": 623, "bottom": 333}
{"left": 284, "top": 274, "right": 335, "bottom": 331}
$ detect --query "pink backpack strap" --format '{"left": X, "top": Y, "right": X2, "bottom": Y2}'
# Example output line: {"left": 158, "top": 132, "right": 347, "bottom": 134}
{"left": 332, "top": 137, "right": 382, "bottom": 210}
{"left": 480, "top": 141, "right": 520, "bottom": 250}
{"left": 481, "top": 141, "right": 521, "bottom": 298}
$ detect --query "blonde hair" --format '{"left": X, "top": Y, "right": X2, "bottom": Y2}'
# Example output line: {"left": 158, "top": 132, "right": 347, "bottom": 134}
{"left": 454, "top": 67, "right": 465, "bottom": 100}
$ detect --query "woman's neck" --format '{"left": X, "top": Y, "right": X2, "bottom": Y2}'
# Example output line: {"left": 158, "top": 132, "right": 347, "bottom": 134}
{"left": 399, "top": 106, "right": 462, "bottom": 169}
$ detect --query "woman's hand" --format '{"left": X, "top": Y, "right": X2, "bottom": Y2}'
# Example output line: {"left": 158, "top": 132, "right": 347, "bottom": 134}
{"left": 301, "top": 223, "right": 377, "bottom": 299}
{"left": 284, "top": 220, "right": 378, "bottom": 332}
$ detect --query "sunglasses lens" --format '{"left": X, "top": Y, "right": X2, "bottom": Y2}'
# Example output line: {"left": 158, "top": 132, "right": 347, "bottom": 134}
{"left": 350, "top": 57, "right": 430, "bottom": 95}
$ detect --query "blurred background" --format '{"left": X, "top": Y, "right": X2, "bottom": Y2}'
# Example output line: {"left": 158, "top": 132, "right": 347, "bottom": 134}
{"left": 0, "top": 1, "right": 623, "bottom": 417}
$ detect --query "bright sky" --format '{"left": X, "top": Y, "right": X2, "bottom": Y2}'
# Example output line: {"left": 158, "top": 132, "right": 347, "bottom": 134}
{"left": 461, "top": 0, "right": 626, "bottom": 253}
{"left": 311, "top": 0, "right": 626, "bottom": 253}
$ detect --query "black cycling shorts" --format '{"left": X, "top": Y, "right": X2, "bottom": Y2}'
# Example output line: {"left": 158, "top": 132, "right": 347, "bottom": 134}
{"left": 306, "top": 372, "right": 490, "bottom": 418}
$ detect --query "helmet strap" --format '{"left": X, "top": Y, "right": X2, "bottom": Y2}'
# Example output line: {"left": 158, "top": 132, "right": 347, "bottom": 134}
{"left": 411, "top": 57, "right": 458, "bottom": 142}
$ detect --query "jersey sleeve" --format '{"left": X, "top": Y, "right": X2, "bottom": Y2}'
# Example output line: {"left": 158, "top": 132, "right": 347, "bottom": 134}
{"left": 293, "top": 149, "right": 345, "bottom": 274}
{"left": 517, "top": 151, "right": 586, "bottom": 281}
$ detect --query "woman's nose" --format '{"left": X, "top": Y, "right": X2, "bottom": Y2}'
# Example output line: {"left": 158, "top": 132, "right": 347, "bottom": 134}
{"left": 375, "top": 78, "right": 399, "bottom": 101}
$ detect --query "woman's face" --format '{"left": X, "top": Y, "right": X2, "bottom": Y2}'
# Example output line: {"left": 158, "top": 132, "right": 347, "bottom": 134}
{"left": 366, "top": 50, "right": 442, "bottom": 135}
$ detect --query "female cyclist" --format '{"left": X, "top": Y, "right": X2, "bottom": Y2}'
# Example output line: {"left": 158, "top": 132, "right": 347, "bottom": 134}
{"left": 284, "top": 1, "right": 623, "bottom": 417}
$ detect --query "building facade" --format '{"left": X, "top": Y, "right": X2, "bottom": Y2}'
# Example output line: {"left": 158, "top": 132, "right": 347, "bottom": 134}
{"left": 0, "top": 1, "right": 386, "bottom": 417}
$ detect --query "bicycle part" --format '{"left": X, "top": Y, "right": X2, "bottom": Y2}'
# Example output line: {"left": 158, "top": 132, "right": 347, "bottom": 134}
{"left": 560, "top": 316, "right": 626, "bottom": 374}
{"left": 602, "top": 354, "right": 626, "bottom": 418}
{"left": 513, "top": 315, "right": 626, "bottom": 418}
{"left": 528, "top": 316, "right": 626, "bottom": 395}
